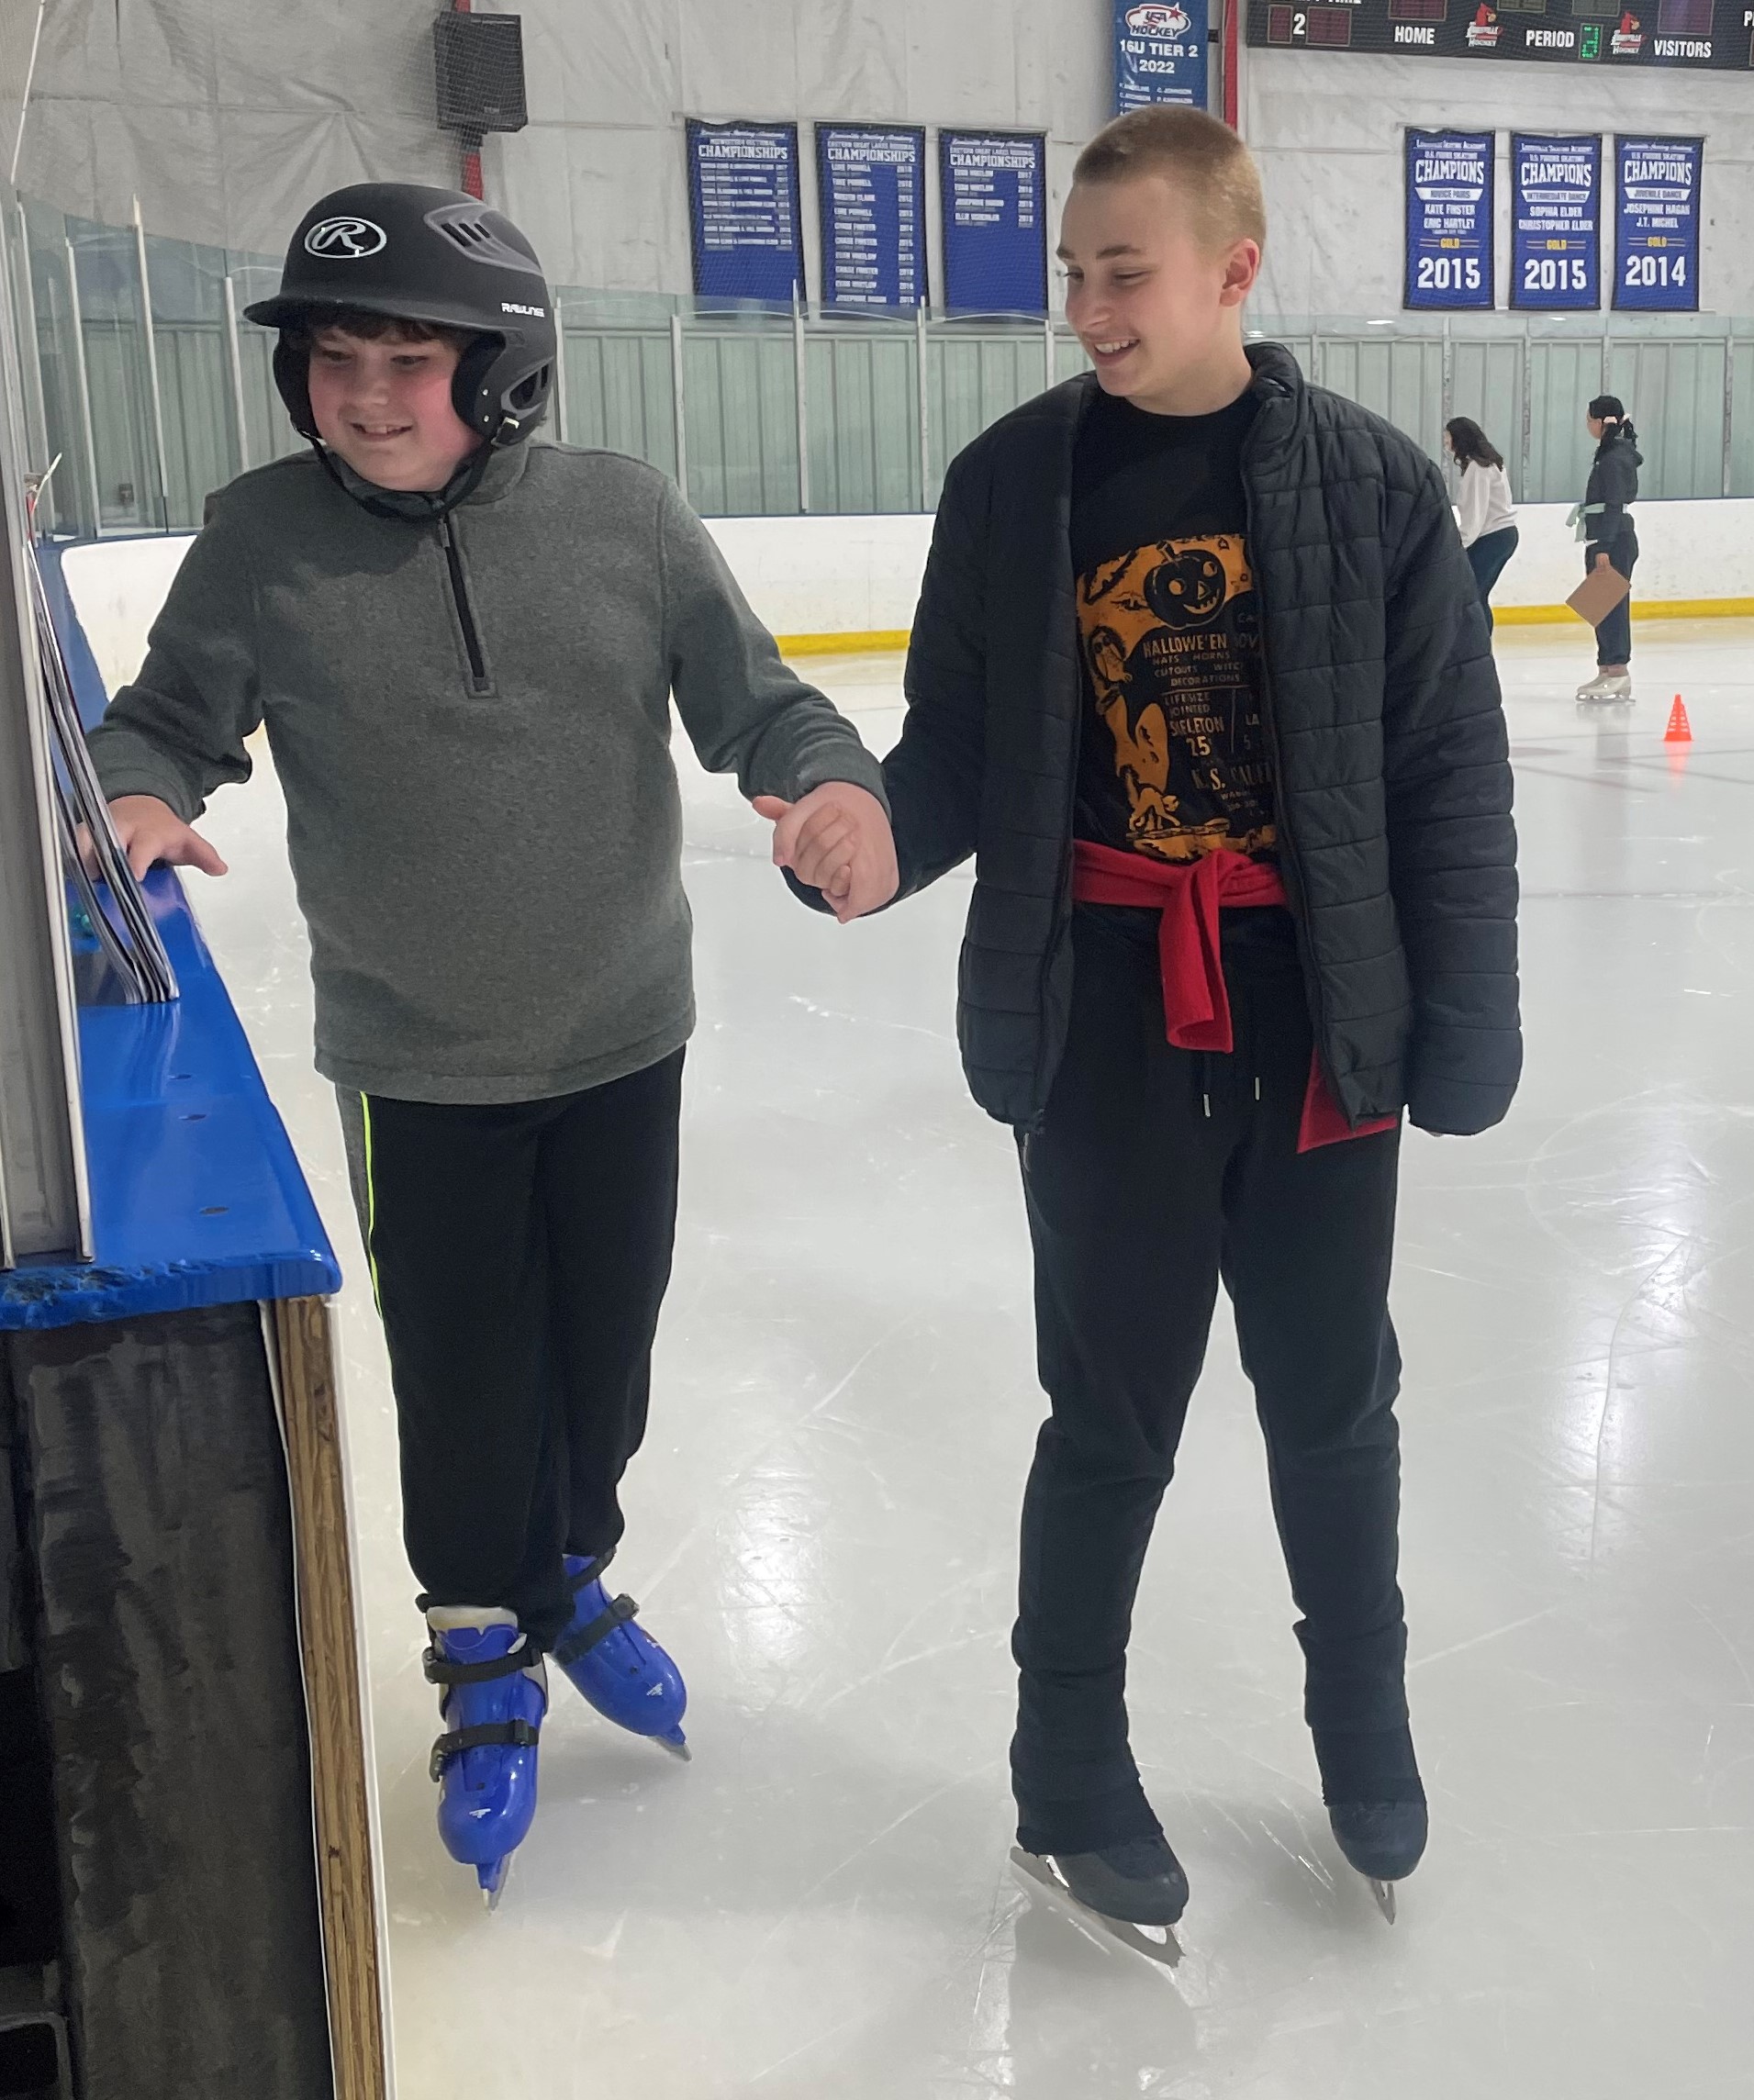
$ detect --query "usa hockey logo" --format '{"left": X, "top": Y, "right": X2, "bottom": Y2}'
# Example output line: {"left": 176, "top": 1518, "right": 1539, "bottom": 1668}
{"left": 1126, "top": 3, "right": 1193, "bottom": 34}
{"left": 304, "top": 216, "right": 388, "bottom": 260}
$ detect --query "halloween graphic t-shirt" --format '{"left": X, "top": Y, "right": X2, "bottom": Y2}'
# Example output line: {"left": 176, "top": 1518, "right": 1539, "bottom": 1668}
{"left": 1070, "top": 386, "right": 1276, "bottom": 865}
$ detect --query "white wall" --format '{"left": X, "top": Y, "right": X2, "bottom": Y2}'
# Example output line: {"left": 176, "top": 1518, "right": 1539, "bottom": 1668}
{"left": 24, "top": 3, "right": 1752, "bottom": 320}
{"left": 60, "top": 501, "right": 1754, "bottom": 704}
{"left": 1245, "top": 49, "right": 1754, "bottom": 318}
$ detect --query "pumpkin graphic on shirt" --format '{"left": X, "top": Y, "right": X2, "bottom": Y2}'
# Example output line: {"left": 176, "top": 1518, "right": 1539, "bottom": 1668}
{"left": 1075, "top": 532, "right": 1276, "bottom": 865}
{"left": 1142, "top": 544, "right": 1227, "bottom": 627}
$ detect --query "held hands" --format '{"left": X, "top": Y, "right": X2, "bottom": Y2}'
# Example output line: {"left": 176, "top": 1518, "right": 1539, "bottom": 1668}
{"left": 79, "top": 794, "right": 229, "bottom": 883}
{"left": 752, "top": 781, "right": 898, "bottom": 923}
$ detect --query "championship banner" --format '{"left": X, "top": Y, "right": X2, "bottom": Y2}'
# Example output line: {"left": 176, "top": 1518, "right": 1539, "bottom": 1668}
{"left": 1404, "top": 129, "right": 1495, "bottom": 311}
{"left": 817, "top": 125, "right": 927, "bottom": 312}
{"left": 1614, "top": 134, "right": 1702, "bottom": 312}
{"left": 1115, "top": 0, "right": 1211, "bottom": 111}
{"left": 1511, "top": 134, "right": 1601, "bottom": 310}
{"left": 686, "top": 119, "right": 804, "bottom": 305}
{"left": 939, "top": 130, "right": 1048, "bottom": 316}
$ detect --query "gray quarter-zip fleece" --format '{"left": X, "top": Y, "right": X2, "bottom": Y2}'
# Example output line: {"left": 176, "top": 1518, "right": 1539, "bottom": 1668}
{"left": 87, "top": 441, "right": 887, "bottom": 1102}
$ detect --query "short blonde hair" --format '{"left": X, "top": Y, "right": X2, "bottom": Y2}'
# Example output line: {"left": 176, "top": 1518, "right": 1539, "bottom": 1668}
{"left": 1074, "top": 106, "right": 1267, "bottom": 254}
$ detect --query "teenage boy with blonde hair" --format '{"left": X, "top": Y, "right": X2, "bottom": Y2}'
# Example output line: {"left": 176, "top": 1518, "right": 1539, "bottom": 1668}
{"left": 779, "top": 108, "right": 1519, "bottom": 1930}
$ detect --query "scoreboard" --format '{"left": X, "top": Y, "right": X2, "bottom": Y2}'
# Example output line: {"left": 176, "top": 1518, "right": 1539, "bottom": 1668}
{"left": 1247, "top": 0, "right": 1754, "bottom": 67}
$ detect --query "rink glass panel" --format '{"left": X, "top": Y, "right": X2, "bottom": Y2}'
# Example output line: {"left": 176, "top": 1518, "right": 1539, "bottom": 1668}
{"left": 6, "top": 197, "right": 1752, "bottom": 525}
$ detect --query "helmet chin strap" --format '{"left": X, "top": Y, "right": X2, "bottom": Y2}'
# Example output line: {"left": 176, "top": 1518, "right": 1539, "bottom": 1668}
{"left": 307, "top": 435, "right": 495, "bottom": 523}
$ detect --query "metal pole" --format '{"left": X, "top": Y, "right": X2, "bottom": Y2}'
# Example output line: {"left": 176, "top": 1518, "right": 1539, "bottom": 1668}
{"left": 0, "top": 190, "right": 89, "bottom": 1262}
{"left": 669, "top": 312, "right": 689, "bottom": 502}
{"left": 915, "top": 301, "right": 931, "bottom": 508}
{"left": 1439, "top": 312, "right": 1453, "bottom": 452}
{"left": 222, "top": 273, "right": 250, "bottom": 475}
{"left": 793, "top": 285, "right": 810, "bottom": 515}
{"left": 1520, "top": 328, "right": 1533, "bottom": 507}
{"left": 9, "top": 204, "right": 51, "bottom": 513}
{"left": 1722, "top": 330, "right": 1735, "bottom": 500}
{"left": 7, "top": 0, "right": 48, "bottom": 187}
{"left": 131, "top": 195, "right": 171, "bottom": 530}
{"left": 1043, "top": 313, "right": 1056, "bottom": 396}
{"left": 550, "top": 310, "right": 568, "bottom": 444}
{"left": 64, "top": 238, "right": 102, "bottom": 535}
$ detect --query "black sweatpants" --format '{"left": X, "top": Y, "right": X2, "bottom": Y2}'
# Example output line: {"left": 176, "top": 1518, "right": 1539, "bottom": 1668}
{"left": 1592, "top": 528, "right": 1639, "bottom": 666}
{"left": 1012, "top": 907, "right": 1405, "bottom": 1855}
{"left": 339, "top": 1050, "right": 683, "bottom": 1650}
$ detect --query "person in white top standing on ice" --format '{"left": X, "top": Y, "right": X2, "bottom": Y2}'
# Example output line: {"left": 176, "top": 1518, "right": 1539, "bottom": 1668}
{"left": 1445, "top": 418, "right": 1518, "bottom": 635}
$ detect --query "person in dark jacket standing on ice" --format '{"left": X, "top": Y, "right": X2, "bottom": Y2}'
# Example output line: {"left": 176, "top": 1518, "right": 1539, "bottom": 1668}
{"left": 1573, "top": 394, "right": 1643, "bottom": 704}
{"left": 765, "top": 106, "right": 1521, "bottom": 1941}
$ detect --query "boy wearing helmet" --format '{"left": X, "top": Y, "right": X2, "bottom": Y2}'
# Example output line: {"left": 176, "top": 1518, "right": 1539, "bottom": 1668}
{"left": 85, "top": 184, "right": 897, "bottom": 1905}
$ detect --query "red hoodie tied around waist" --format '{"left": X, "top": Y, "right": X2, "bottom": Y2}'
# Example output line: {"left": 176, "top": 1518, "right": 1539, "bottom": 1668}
{"left": 1070, "top": 840, "right": 1399, "bottom": 1154}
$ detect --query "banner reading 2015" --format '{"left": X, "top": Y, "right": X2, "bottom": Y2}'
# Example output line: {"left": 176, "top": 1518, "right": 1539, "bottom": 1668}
{"left": 1614, "top": 135, "right": 1702, "bottom": 313}
{"left": 1511, "top": 135, "right": 1600, "bottom": 311}
{"left": 1404, "top": 130, "right": 1494, "bottom": 312}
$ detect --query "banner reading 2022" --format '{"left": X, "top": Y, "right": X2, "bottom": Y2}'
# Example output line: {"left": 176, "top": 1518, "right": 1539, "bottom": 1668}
{"left": 1614, "top": 135, "right": 1702, "bottom": 313}
{"left": 1115, "top": 0, "right": 1210, "bottom": 112}
{"left": 1512, "top": 135, "right": 1600, "bottom": 311}
{"left": 1404, "top": 130, "right": 1494, "bottom": 311}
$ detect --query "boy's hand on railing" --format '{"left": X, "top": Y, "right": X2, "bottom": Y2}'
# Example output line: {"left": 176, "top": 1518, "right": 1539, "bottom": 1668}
{"left": 82, "top": 795, "right": 229, "bottom": 883}
{"left": 753, "top": 782, "right": 898, "bottom": 924}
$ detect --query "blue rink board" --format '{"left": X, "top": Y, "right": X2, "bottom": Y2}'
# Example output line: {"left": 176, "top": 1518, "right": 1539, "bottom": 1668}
{"left": 1, "top": 549, "right": 340, "bottom": 1331}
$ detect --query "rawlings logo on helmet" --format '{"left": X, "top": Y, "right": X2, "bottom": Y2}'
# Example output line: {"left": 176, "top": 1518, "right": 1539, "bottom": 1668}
{"left": 304, "top": 216, "right": 388, "bottom": 260}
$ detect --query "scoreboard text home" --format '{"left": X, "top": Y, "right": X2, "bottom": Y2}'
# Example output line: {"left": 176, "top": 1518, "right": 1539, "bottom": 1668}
{"left": 1247, "top": 0, "right": 1754, "bottom": 66}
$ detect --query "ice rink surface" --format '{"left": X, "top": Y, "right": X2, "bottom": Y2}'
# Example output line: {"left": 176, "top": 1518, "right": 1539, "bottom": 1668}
{"left": 185, "top": 621, "right": 1753, "bottom": 2097}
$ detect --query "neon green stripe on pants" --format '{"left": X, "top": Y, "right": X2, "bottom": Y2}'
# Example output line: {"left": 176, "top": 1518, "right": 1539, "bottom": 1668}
{"left": 360, "top": 1094, "right": 384, "bottom": 1315}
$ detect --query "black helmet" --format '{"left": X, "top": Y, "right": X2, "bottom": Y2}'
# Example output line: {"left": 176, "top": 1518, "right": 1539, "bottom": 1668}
{"left": 245, "top": 182, "right": 555, "bottom": 448}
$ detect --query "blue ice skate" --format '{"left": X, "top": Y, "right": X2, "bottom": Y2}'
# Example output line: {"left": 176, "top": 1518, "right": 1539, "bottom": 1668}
{"left": 426, "top": 1619, "right": 547, "bottom": 1908}
{"left": 553, "top": 1550, "right": 689, "bottom": 1759}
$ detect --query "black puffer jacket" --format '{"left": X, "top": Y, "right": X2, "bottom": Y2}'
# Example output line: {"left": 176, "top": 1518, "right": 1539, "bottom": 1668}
{"left": 1582, "top": 429, "right": 1641, "bottom": 566}
{"left": 884, "top": 342, "right": 1521, "bottom": 1137}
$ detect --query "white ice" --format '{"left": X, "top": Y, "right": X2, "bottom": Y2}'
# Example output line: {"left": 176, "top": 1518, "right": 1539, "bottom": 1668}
{"left": 186, "top": 622, "right": 1754, "bottom": 2096}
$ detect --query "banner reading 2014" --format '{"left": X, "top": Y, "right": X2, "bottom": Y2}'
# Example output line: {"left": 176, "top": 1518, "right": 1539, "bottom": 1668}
{"left": 1614, "top": 135, "right": 1702, "bottom": 313}
{"left": 1404, "top": 130, "right": 1494, "bottom": 312}
{"left": 1512, "top": 135, "right": 1600, "bottom": 311}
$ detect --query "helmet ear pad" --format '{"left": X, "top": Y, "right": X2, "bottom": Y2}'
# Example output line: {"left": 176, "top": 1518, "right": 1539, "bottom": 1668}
{"left": 273, "top": 335, "right": 320, "bottom": 443}
{"left": 452, "top": 333, "right": 505, "bottom": 441}
{"left": 452, "top": 331, "right": 552, "bottom": 445}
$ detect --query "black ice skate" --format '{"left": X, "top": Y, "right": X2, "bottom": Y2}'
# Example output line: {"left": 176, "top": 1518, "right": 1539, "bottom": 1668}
{"left": 1314, "top": 1721, "right": 1427, "bottom": 1924}
{"left": 1326, "top": 1799, "right": 1427, "bottom": 1923}
{"left": 1010, "top": 1834, "right": 1190, "bottom": 1965}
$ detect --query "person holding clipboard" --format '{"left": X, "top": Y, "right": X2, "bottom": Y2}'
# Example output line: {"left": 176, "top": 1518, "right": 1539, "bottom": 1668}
{"left": 1570, "top": 396, "right": 1642, "bottom": 704}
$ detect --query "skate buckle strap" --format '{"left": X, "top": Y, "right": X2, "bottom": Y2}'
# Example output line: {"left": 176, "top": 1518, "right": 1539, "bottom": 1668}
{"left": 553, "top": 1592, "right": 638, "bottom": 1670}
{"left": 564, "top": 1546, "right": 617, "bottom": 1596}
{"left": 429, "top": 1718, "right": 541, "bottom": 1784}
{"left": 423, "top": 1641, "right": 541, "bottom": 1688}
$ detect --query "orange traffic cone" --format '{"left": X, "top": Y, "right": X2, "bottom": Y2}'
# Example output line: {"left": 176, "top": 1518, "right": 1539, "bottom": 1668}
{"left": 1664, "top": 696, "right": 1692, "bottom": 744}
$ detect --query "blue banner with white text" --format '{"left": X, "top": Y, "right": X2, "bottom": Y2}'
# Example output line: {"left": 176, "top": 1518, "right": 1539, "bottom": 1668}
{"left": 817, "top": 125, "right": 928, "bottom": 312}
{"left": 1115, "top": 0, "right": 1210, "bottom": 111}
{"left": 1511, "top": 134, "right": 1601, "bottom": 311}
{"left": 686, "top": 119, "right": 804, "bottom": 306}
{"left": 1614, "top": 134, "right": 1702, "bottom": 313}
{"left": 940, "top": 131, "right": 1047, "bottom": 317}
{"left": 1403, "top": 129, "right": 1494, "bottom": 311}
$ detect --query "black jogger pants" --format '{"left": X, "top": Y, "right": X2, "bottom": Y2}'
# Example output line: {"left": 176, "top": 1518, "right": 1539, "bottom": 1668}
{"left": 339, "top": 1050, "right": 683, "bottom": 1649}
{"left": 1012, "top": 906, "right": 1406, "bottom": 1855}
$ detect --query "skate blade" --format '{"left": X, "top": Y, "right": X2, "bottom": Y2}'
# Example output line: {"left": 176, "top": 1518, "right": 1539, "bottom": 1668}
{"left": 1009, "top": 1847, "right": 1181, "bottom": 1969}
{"left": 1369, "top": 1876, "right": 1397, "bottom": 1925}
{"left": 657, "top": 1731, "right": 692, "bottom": 1762}
{"left": 478, "top": 1855, "right": 514, "bottom": 1913}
